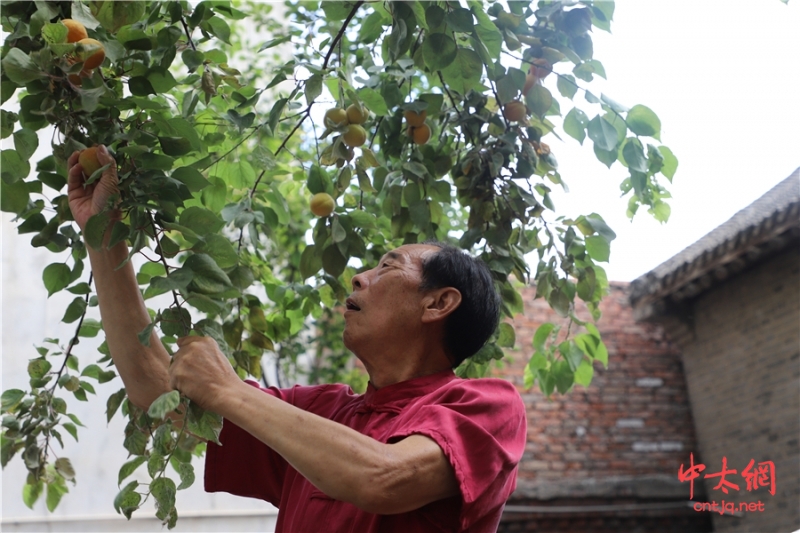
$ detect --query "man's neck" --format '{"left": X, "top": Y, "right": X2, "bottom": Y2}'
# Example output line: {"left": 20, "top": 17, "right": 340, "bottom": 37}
{"left": 362, "top": 351, "right": 452, "bottom": 389}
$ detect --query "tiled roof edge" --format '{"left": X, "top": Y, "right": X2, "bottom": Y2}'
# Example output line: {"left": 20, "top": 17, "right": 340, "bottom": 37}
{"left": 630, "top": 168, "right": 800, "bottom": 306}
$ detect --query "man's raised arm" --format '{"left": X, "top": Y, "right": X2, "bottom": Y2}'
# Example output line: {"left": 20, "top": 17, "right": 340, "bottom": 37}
{"left": 67, "top": 146, "right": 172, "bottom": 410}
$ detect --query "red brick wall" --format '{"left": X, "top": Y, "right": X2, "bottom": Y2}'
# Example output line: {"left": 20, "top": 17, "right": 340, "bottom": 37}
{"left": 499, "top": 283, "right": 699, "bottom": 487}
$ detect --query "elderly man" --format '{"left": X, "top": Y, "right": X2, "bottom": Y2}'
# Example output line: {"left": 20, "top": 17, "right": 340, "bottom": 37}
{"left": 68, "top": 146, "right": 526, "bottom": 532}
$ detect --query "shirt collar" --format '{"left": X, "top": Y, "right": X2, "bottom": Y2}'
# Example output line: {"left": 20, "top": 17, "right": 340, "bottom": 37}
{"left": 363, "top": 368, "right": 457, "bottom": 407}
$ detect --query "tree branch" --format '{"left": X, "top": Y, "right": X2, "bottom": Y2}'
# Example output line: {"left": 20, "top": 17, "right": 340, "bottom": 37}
{"left": 322, "top": 1, "right": 365, "bottom": 70}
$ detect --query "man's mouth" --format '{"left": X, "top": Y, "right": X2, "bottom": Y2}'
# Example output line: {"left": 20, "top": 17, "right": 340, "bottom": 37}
{"left": 345, "top": 298, "right": 361, "bottom": 311}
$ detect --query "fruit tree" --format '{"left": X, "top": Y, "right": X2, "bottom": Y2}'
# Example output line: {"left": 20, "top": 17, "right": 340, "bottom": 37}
{"left": 0, "top": 0, "right": 676, "bottom": 526}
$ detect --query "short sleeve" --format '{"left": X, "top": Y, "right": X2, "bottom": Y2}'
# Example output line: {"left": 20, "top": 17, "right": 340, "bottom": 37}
{"left": 387, "top": 379, "right": 527, "bottom": 531}
{"left": 204, "top": 381, "right": 350, "bottom": 505}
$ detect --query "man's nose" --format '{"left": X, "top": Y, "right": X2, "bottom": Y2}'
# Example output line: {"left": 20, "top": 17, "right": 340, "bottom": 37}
{"left": 351, "top": 270, "right": 369, "bottom": 290}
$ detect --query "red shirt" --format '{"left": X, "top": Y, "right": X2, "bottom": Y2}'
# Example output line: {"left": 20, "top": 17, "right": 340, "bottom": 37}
{"left": 204, "top": 369, "right": 526, "bottom": 532}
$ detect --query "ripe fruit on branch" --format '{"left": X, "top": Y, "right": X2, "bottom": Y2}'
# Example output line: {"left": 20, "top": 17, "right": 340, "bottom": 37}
{"left": 342, "top": 124, "right": 367, "bottom": 147}
{"left": 78, "top": 147, "right": 102, "bottom": 178}
{"left": 403, "top": 110, "right": 426, "bottom": 128}
{"left": 503, "top": 100, "right": 527, "bottom": 123}
{"left": 324, "top": 108, "right": 348, "bottom": 129}
{"left": 76, "top": 38, "right": 105, "bottom": 70}
{"left": 407, "top": 124, "right": 431, "bottom": 145}
{"left": 346, "top": 104, "right": 367, "bottom": 125}
{"left": 61, "top": 19, "right": 88, "bottom": 43}
{"left": 530, "top": 58, "right": 552, "bottom": 80}
{"left": 309, "top": 192, "right": 335, "bottom": 217}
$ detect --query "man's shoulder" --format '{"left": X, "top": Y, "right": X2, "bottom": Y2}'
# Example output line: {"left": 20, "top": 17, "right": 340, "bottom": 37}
{"left": 433, "top": 376, "right": 525, "bottom": 412}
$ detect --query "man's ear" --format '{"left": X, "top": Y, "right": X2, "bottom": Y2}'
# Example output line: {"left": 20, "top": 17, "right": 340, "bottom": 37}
{"left": 421, "top": 287, "right": 462, "bottom": 324}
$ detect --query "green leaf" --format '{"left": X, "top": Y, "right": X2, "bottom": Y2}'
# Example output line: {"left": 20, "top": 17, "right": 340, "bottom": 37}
{"left": 23, "top": 480, "right": 43, "bottom": 509}
{"left": 185, "top": 253, "right": 233, "bottom": 293}
{"left": 357, "top": 87, "right": 389, "bottom": 116}
{"left": 106, "top": 389, "right": 126, "bottom": 422}
{"left": 1, "top": 389, "right": 25, "bottom": 411}
{"left": 55, "top": 457, "right": 75, "bottom": 480}
{"left": 1, "top": 179, "right": 29, "bottom": 214}
{"left": 440, "top": 48, "right": 483, "bottom": 94}
{"left": 533, "top": 323, "right": 555, "bottom": 351}
{"left": 525, "top": 84, "right": 552, "bottom": 118}
{"left": 137, "top": 321, "right": 155, "bottom": 346}
{"left": 359, "top": 11, "right": 389, "bottom": 42}
{"left": 497, "top": 322, "right": 515, "bottom": 348}
{"left": 175, "top": 462, "right": 195, "bottom": 490}
{"left": 348, "top": 210, "right": 377, "bottom": 229}
{"left": 62, "top": 297, "right": 88, "bottom": 323}
{"left": 28, "top": 358, "right": 52, "bottom": 379}
{"left": 557, "top": 74, "right": 578, "bottom": 99}
{"left": 182, "top": 49, "right": 205, "bottom": 72}
{"left": 148, "top": 390, "right": 181, "bottom": 420}
{"left": 159, "top": 137, "right": 192, "bottom": 157}
{"left": 43, "top": 263, "right": 71, "bottom": 297}
{"left": 186, "top": 401, "right": 223, "bottom": 444}
{"left": 78, "top": 318, "right": 102, "bottom": 338}
{"left": 118, "top": 456, "right": 146, "bottom": 486}
{"left": 574, "top": 359, "right": 594, "bottom": 387}
{"left": 422, "top": 33, "right": 457, "bottom": 71}
{"left": 594, "top": 339, "right": 609, "bottom": 368}
{"left": 649, "top": 200, "right": 671, "bottom": 223}
{"left": 658, "top": 146, "right": 678, "bottom": 181}
{"left": 258, "top": 35, "right": 291, "bottom": 51}
{"left": 204, "top": 16, "right": 231, "bottom": 44}
{"left": 587, "top": 115, "right": 618, "bottom": 152}
{"left": 322, "top": 244, "right": 347, "bottom": 277}
{"left": 148, "top": 68, "right": 178, "bottom": 93}
{"left": 128, "top": 76, "right": 156, "bottom": 96}
{"left": 299, "top": 245, "right": 322, "bottom": 280}
{"left": 179, "top": 206, "right": 224, "bottom": 236}
{"left": 173, "top": 167, "right": 210, "bottom": 192}
{"left": 305, "top": 74, "right": 322, "bottom": 106}
{"left": 469, "top": 1, "right": 502, "bottom": 58}
{"left": 84, "top": 211, "right": 112, "bottom": 250}
{"left": 585, "top": 235, "right": 610, "bottom": 262}
{"left": 626, "top": 104, "right": 661, "bottom": 138}
{"left": 113, "top": 480, "right": 141, "bottom": 518}
{"left": 1, "top": 49, "right": 44, "bottom": 84}
{"left": 563, "top": 107, "right": 588, "bottom": 144}
{"left": 621, "top": 138, "right": 648, "bottom": 173}
{"left": 193, "top": 234, "right": 238, "bottom": 269}
{"left": 13, "top": 128, "right": 38, "bottom": 161}
{"left": 1, "top": 149, "right": 31, "bottom": 184}
{"left": 446, "top": 8, "right": 474, "bottom": 32}
{"left": 552, "top": 360, "right": 574, "bottom": 394}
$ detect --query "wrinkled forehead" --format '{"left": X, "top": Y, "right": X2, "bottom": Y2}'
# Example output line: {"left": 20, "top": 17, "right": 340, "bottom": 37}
{"left": 380, "top": 244, "right": 441, "bottom": 267}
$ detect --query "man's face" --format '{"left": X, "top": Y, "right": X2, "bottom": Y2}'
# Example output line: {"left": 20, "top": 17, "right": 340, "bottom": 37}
{"left": 342, "top": 244, "right": 440, "bottom": 354}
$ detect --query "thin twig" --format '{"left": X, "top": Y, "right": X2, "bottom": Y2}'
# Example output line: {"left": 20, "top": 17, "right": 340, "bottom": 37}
{"left": 147, "top": 212, "right": 190, "bottom": 336}
{"left": 322, "top": 1, "right": 365, "bottom": 70}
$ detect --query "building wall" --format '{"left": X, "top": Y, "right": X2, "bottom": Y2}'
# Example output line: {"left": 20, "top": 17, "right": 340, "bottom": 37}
{"left": 671, "top": 246, "right": 800, "bottom": 533}
{"left": 502, "top": 284, "right": 698, "bottom": 487}
{"left": 497, "top": 284, "right": 711, "bottom": 532}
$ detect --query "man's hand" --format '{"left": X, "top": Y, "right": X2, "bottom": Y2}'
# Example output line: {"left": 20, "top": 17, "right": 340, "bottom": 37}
{"left": 67, "top": 145, "right": 120, "bottom": 231}
{"left": 169, "top": 336, "right": 243, "bottom": 412}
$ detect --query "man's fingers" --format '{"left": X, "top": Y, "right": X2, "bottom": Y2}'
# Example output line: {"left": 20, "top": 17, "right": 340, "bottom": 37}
{"left": 67, "top": 161, "right": 85, "bottom": 192}
{"left": 67, "top": 151, "right": 80, "bottom": 168}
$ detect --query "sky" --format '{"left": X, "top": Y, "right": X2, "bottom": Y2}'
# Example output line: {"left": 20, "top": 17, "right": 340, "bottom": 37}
{"left": 545, "top": 0, "right": 800, "bottom": 282}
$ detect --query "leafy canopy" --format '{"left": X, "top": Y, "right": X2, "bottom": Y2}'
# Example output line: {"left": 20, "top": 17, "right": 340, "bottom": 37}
{"left": 0, "top": 0, "right": 675, "bottom": 525}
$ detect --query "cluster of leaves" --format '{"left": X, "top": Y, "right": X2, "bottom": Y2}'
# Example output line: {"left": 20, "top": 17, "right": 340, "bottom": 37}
{"left": 1, "top": 0, "right": 676, "bottom": 525}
